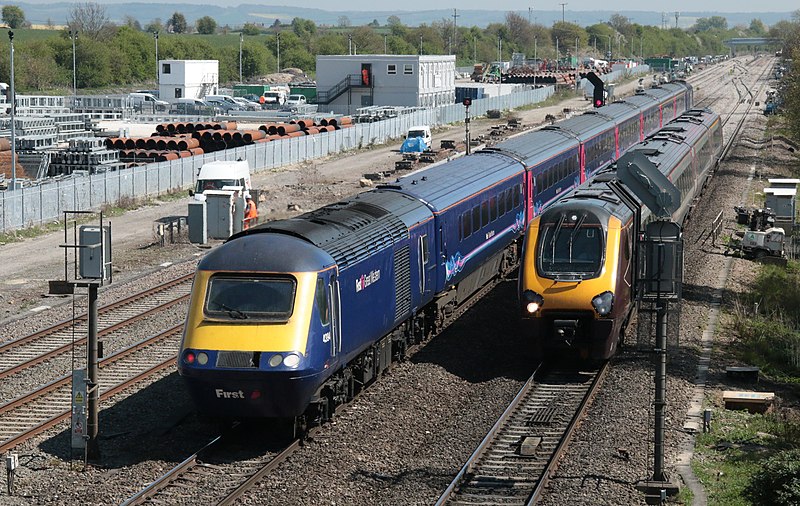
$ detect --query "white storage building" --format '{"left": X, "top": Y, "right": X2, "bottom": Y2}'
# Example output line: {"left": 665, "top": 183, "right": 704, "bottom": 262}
{"left": 316, "top": 55, "right": 456, "bottom": 114}
{"left": 158, "top": 60, "right": 219, "bottom": 101}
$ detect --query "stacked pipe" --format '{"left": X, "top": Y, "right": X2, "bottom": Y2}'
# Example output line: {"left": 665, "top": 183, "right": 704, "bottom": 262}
{"left": 0, "top": 137, "right": 26, "bottom": 179}
{"left": 255, "top": 116, "right": 354, "bottom": 140}
{"left": 105, "top": 117, "right": 353, "bottom": 164}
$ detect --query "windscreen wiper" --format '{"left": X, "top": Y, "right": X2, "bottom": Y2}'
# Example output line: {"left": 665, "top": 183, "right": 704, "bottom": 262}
{"left": 220, "top": 303, "right": 248, "bottom": 319}
{"left": 567, "top": 213, "right": 587, "bottom": 261}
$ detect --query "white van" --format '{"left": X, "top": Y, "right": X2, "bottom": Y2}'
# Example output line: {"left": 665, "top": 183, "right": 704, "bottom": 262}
{"left": 192, "top": 160, "right": 252, "bottom": 201}
{"left": 129, "top": 92, "right": 169, "bottom": 112}
{"left": 407, "top": 125, "right": 432, "bottom": 147}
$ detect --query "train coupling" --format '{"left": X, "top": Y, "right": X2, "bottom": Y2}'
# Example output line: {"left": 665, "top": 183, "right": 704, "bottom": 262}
{"left": 553, "top": 319, "right": 579, "bottom": 339}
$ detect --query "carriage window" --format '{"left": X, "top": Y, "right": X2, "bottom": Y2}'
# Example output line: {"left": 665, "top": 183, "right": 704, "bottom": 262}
{"left": 315, "top": 277, "right": 330, "bottom": 326}
{"left": 506, "top": 188, "right": 514, "bottom": 210}
{"left": 461, "top": 213, "right": 471, "bottom": 239}
{"left": 205, "top": 275, "right": 296, "bottom": 321}
{"left": 490, "top": 196, "right": 498, "bottom": 221}
{"left": 513, "top": 184, "right": 521, "bottom": 207}
{"left": 472, "top": 206, "right": 481, "bottom": 234}
{"left": 481, "top": 201, "right": 489, "bottom": 226}
{"left": 498, "top": 191, "right": 506, "bottom": 215}
{"left": 420, "top": 234, "right": 430, "bottom": 263}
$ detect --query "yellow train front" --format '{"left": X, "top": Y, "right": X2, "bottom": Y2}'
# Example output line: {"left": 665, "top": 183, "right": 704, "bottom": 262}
{"left": 519, "top": 187, "right": 635, "bottom": 360}
{"left": 519, "top": 108, "right": 723, "bottom": 360}
{"left": 178, "top": 232, "right": 338, "bottom": 418}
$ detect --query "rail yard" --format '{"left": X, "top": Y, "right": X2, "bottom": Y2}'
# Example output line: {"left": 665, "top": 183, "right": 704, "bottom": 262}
{"left": 0, "top": 54, "right": 795, "bottom": 505}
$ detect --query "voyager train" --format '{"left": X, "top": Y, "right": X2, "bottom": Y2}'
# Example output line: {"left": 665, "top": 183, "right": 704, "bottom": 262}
{"left": 518, "top": 108, "right": 723, "bottom": 360}
{"left": 178, "top": 82, "right": 693, "bottom": 424}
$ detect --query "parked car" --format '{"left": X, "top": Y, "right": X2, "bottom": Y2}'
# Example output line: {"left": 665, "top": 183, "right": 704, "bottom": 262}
{"left": 129, "top": 92, "right": 169, "bottom": 112}
{"left": 285, "top": 94, "right": 308, "bottom": 108}
{"left": 204, "top": 95, "right": 242, "bottom": 113}
{"left": 232, "top": 97, "right": 260, "bottom": 111}
{"left": 171, "top": 98, "right": 214, "bottom": 115}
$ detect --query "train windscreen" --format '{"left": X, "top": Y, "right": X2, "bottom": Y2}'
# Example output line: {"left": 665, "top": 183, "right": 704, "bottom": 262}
{"left": 536, "top": 212, "right": 604, "bottom": 280}
{"left": 205, "top": 275, "right": 296, "bottom": 321}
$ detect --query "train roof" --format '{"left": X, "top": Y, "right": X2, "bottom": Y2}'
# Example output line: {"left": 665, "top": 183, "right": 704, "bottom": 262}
{"left": 379, "top": 150, "right": 523, "bottom": 213}
{"left": 615, "top": 93, "right": 661, "bottom": 110}
{"left": 590, "top": 100, "right": 640, "bottom": 122}
{"left": 658, "top": 108, "right": 719, "bottom": 145}
{"left": 234, "top": 190, "right": 432, "bottom": 269}
{"left": 540, "top": 170, "right": 623, "bottom": 224}
{"left": 542, "top": 110, "right": 619, "bottom": 141}
{"left": 199, "top": 233, "right": 335, "bottom": 272}
{"left": 488, "top": 128, "right": 579, "bottom": 167}
{"left": 637, "top": 81, "right": 688, "bottom": 103}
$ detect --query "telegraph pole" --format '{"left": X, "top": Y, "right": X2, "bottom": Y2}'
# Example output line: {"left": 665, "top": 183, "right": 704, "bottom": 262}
{"left": 560, "top": 3, "right": 567, "bottom": 23}
{"left": 452, "top": 9, "right": 459, "bottom": 55}
{"left": 8, "top": 30, "right": 16, "bottom": 190}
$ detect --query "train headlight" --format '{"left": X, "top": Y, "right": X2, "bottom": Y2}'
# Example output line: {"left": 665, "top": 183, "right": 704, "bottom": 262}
{"left": 197, "top": 352, "right": 209, "bottom": 365}
{"left": 522, "top": 290, "right": 544, "bottom": 314}
{"left": 268, "top": 354, "right": 283, "bottom": 367}
{"left": 591, "top": 291, "right": 614, "bottom": 316}
{"left": 283, "top": 354, "right": 301, "bottom": 368}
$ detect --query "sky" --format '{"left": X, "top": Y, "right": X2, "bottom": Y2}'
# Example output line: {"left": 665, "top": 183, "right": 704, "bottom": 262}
{"left": 223, "top": 0, "right": 796, "bottom": 12}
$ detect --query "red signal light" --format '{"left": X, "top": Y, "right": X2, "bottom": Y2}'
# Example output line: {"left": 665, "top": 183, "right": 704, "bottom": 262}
{"left": 184, "top": 351, "right": 196, "bottom": 364}
{"left": 462, "top": 97, "right": 472, "bottom": 107}
{"left": 594, "top": 99, "right": 603, "bottom": 108}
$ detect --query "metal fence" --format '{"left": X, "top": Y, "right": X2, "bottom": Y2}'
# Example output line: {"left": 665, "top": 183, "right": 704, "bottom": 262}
{"left": 0, "top": 85, "right": 554, "bottom": 232}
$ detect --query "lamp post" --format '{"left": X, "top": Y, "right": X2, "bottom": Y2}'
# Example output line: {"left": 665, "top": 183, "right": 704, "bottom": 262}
{"left": 607, "top": 34, "right": 612, "bottom": 60}
{"left": 239, "top": 32, "right": 243, "bottom": 83}
{"left": 8, "top": 30, "right": 15, "bottom": 190}
{"left": 384, "top": 34, "right": 387, "bottom": 54}
{"left": 555, "top": 37, "right": 559, "bottom": 70}
{"left": 276, "top": 33, "right": 281, "bottom": 73}
{"left": 69, "top": 30, "right": 78, "bottom": 96}
{"left": 153, "top": 31, "right": 159, "bottom": 90}
{"left": 560, "top": 2, "right": 567, "bottom": 23}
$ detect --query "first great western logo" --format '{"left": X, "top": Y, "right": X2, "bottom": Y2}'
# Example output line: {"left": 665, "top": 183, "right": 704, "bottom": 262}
{"left": 355, "top": 269, "right": 381, "bottom": 292}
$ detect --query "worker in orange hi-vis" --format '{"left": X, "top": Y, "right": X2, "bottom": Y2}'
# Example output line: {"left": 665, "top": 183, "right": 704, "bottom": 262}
{"left": 243, "top": 192, "right": 258, "bottom": 229}
{"left": 259, "top": 95, "right": 266, "bottom": 109}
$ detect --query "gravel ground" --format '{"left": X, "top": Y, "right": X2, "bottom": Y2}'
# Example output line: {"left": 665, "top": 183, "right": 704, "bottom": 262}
{"left": 0, "top": 59, "right": 776, "bottom": 505}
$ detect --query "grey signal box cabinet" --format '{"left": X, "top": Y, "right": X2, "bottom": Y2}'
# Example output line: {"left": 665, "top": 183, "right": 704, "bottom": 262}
{"left": 79, "top": 225, "right": 111, "bottom": 279}
{"left": 205, "top": 190, "right": 234, "bottom": 240}
{"left": 188, "top": 200, "right": 208, "bottom": 244}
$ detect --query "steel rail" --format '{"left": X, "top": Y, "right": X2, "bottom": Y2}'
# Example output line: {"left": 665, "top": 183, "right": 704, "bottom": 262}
{"left": 436, "top": 362, "right": 609, "bottom": 505}
{"left": 0, "top": 324, "right": 182, "bottom": 453}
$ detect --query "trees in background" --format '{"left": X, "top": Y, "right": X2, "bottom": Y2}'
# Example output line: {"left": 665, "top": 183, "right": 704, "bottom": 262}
{"left": 3, "top": 12, "right": 793, "bottom": 92}
{"left": 168, "top": 12, "right": 188, "bottom": 34}
{"left": 67, "top": 2, "right": 115, "bottom": 41}
{"left": 2, "top": 5, "right": 26, "bottom": 29}
{"left": 196, "top": 16, "right": 217, "bottom": 35}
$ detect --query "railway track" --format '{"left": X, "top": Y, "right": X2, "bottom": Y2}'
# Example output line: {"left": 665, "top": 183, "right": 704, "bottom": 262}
{"left": 0, "top": 324, "right": 181, "bottom": 453}
{"left": 436, "top": 363, "right": 608, "bottom": 505}
{"left": 0, "top": 273, "right": 192, "bottom": 397}
{"left": 121, "top": 432, "right": 300, "bottom": 506}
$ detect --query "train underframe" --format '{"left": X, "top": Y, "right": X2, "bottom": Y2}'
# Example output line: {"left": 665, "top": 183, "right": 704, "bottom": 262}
{"left": 528, "top": 303, "right": 634, "bottom": 361}
{"left": 297, "top": 240, "right": 521, "bottom": 434}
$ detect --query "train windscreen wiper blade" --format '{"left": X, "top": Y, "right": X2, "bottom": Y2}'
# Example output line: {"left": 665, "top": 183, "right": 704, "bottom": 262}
{"left": 549, "top": 214, "right": 566, "bottom": 265}
{"left": 220, "top": 303, "right": 248, "bottom": 319}
{"left": 567, "top": 213, "right": 586, "bottom": 261}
